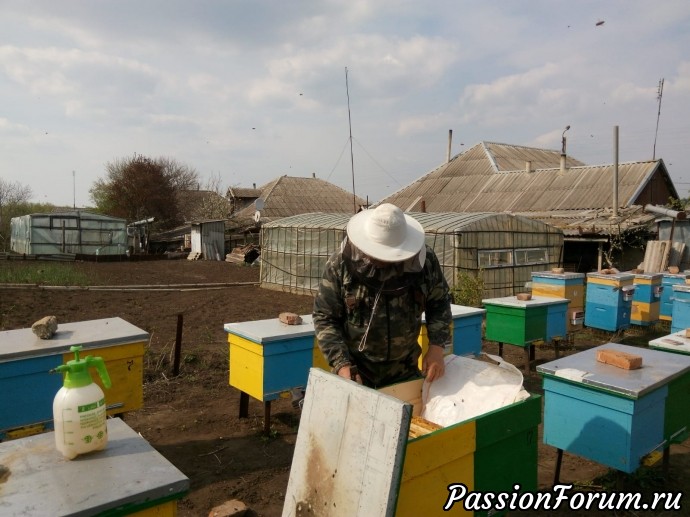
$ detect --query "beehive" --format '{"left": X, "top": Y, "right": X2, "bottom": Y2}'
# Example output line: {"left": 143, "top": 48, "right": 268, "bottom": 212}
{"left": 631, "top": 273, "right": 662, "bottom": 326}
{"left": 0, "top": 317, "right": 147, "bottom": 440}
{"left": 584, "top": 272, "right": 635, "bottom": 332}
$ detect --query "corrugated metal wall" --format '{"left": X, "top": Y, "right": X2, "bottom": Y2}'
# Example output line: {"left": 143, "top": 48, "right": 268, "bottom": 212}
{"left": 190, "top": 220, "right": 225, "bottom": 260}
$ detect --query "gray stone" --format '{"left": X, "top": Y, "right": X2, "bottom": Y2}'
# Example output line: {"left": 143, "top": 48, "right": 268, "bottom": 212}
{"left": 31, "top": 316, "right": 58, "bottom": 339}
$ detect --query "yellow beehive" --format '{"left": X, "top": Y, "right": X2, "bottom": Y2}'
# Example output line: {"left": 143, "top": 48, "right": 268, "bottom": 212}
{"left": 532, "top": 283, "right": 584, "bottom": 306}
{"left": 0, "top": 317, "right": 147, "bottom": 440}
{"left": 379, "top": 379, "right": 475, "bottom": 517}
{"left": 74, "top": 341, "right": 145, "bottom": 416}
{"left": 631, "top": 301, "right": 660, "bottom": 324}
{"left": 225, "top": 318, "right": 315, "bottom": 402}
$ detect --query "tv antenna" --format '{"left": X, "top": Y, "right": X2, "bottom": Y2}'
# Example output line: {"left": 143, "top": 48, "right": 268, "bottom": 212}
{"left": 345, "top": 67, "right": 357, "bottom": 213}
{"left": 653, "top": 78, "right": 664, "bottom": 160}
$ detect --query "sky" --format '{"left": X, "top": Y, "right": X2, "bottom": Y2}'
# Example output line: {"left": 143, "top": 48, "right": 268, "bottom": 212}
{"left": 1, "top": 1, "right": 690, "bottom": 209}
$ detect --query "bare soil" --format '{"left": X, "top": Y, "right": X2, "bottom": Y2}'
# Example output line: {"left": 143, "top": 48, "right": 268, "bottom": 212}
{"left": 1, "top": 259, "right": 689, "bottom": 516}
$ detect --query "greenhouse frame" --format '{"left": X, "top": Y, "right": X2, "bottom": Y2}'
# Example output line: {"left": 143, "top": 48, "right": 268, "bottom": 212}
{"left": 260, "top": 211, "right": 564, "bottom": 298}
{"left": 10, "top": 211, "right": 128, "bottom": 256}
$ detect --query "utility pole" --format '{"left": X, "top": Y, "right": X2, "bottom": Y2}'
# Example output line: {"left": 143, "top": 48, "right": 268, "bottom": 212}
{"left": 345, "top": 67, "right": 357, "bottom": 213}
{"left": 653, "top": 78, "right": 664, "bottom": 160}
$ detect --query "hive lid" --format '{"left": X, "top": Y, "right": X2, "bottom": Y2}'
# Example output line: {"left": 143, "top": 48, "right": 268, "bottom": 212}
{"left": 649, "top": 331, "right": 690, "bottom": 355}
{"left": 531, "top": 271, "right": 585, "bottom": 280}
{"left": 283, "top": 368, "right": 410, "bottom": 517}
{"left": 0, "top": 418, "right": 189, "bottom": 514}
{"left": 587, "top": 272, "right": 636, "bottom": 281}
{"left": 482, "top": 295, "right": 569, "bottom": 308}
{"left": 537, "top": 342, "right": 690, "bottom": 398}
{"left": 633, "top": 273, "right": 664, "bottom": 280}
{"left": 224, "top": 314, "right": 315, "bottom": 342}
{"left": 0, "top": 317, "right": 149, "bottom": 362}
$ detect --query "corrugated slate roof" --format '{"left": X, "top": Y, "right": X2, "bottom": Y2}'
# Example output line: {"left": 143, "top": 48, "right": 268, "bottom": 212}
{"left": 382, "top": 142, "right": 673, "bottom": 213}
{"left": 231, "top": 175, "right": 365, "bottom": 227}
{"left": 227, "top": 187, "right": 262, "bottom": 198}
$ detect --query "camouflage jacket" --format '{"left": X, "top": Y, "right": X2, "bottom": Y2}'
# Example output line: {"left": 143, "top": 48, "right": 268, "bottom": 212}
{"left": 312, "top": 243, "right": 452, "bottom": 387}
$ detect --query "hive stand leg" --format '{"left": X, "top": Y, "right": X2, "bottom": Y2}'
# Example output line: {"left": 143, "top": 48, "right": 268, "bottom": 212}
{"left": 663, "top": 446, "right": 671, "bottom": 474}
{"left": 553, "top": 448, "right": 564, "bottom": 485}
{"left": 615, "top": 471, "right": 626, "bottom": 490}
{"left": 524, "top": 345, "right": 532, "bottom": 374}
{"left": 264, "top": 401, "right": 271, "bottom": 435}
{"left": 239, "top": 391, "right": 249, "bottom": 418}
{"left": 498, "top": 342, "right": 503, "bottom": 357}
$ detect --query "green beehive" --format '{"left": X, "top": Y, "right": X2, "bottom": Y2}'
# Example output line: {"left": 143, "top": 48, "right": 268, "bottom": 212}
{"left": 473, "top": 394, "right": 541, "bottom": 517}
{"left": 665, "top": 373, "right": 690, "bottom": 445}
{"left": 483, "top": 296, "right": 549, "bottom": 346}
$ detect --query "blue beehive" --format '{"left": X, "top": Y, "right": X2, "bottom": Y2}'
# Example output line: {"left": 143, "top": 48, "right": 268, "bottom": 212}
{"left": 0, "top": 318, "right": 149, "bottom": 441}
{"left": 661, "top": 272, "right": 690, "bottom": 321}
{"left": 584, "top": 272, "right": 635, "bottom": 332}
{"left": 671, "top": 284, "right": 690, "bottom": 333}
{"left": 450, "top": 305, "right": 486, "bottom": 355}
{"left": 538, "top": 343, "right": 690, "bottom": 474}
{"left": 224, "top": 317, "right": 315, "bottom": 402}
{"left": 543, "top": 298, "right": 569, "bottom": 342}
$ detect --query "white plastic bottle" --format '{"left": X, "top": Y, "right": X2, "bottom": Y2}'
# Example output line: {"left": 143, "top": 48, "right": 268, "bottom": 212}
{"left": 52, "top": 345, "right": 112, "bottom": 460}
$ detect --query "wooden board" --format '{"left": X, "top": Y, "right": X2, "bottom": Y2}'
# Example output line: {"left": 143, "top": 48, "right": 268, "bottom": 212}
{"left": 669, "top": 242, "right": 686, "bottom": 268}
{"left": 282, "top": 368, "right": 412, "bottom": 517}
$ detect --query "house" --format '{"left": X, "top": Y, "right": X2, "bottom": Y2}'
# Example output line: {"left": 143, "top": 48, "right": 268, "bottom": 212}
{"left": 380, "top": 142, "right": 679, "bottom": 272}
{"left": 227, "top": 185, "right": 262, "bottom": 214}
{"left": 229, "top": 175, "right": 366, "bottom": 230}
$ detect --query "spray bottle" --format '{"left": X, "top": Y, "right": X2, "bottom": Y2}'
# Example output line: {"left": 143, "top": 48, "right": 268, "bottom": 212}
{"left": 51, "top": 345, "right": 112, "bottom": 460}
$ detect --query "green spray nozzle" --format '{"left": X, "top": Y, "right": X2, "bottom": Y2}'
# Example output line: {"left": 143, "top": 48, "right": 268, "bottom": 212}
{"left": 52, "top": 345, "right": 112, "bottom": 389}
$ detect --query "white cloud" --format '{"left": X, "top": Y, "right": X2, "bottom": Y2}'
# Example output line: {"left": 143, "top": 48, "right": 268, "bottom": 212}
{"left": 1, "top": 1, "right": 689, "bottom": 206}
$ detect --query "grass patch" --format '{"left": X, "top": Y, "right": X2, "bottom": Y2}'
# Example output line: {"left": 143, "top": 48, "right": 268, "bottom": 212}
{"left": 0, "top": 262, "right": 91, "bottom": 286}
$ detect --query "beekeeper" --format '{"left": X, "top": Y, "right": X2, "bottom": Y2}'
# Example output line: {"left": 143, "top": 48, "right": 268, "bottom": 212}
{"left": 313, "top": 203, "right": 452, "bottom": 388}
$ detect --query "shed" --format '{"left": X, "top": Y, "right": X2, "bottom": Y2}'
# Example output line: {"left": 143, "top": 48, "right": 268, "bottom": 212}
{"left": 190, "top": 220, "right": 226, "bottom": 260}
{"left": 260, "top": 211, "right": 563, "bottom": 298}
{"left": 10, "top": 211, "right": 127, "bottom": 256}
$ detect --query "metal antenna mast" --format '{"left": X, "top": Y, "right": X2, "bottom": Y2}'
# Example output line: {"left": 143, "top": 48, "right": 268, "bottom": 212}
{"left": 345, "top": 67, "right": 357, "bottom": 213}
{"left": 653, "top": 78, "right": 664, "bottom": 160}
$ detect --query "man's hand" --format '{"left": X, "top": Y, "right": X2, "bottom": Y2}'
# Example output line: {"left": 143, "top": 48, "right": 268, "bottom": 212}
{"left": 337, "top": 364, "right": 362, "bottom": 384}
{"left": 423, "top": 345, "right": 446, "bottom": 382}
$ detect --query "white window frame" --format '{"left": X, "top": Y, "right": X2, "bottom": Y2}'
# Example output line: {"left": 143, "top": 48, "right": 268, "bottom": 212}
{"left": 514, "top": 247, "right": 549, "bottom": 265}
{"left": 478, "top": 249, "right": 513, "bottom": 268}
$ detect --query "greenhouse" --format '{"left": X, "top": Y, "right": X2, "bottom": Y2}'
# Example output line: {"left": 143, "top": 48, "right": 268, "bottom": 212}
{"left": 259, "top": 211, "right": 563, "bottom": 298}
{"left": 10, "top": 211, "right": 128, "bottom": 256}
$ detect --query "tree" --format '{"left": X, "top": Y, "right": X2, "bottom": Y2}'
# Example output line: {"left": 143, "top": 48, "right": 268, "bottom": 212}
{"left": 0, "top": 179, "right": 33, "bottom": 251}
{"left": 158, "top": 157, "right": 201, "bottom": 191}
{"left": 196, "top": 173, "right": 232, "bottom": 220}
{"left": 90, "top": 155, "right": 200, "bottom": 230}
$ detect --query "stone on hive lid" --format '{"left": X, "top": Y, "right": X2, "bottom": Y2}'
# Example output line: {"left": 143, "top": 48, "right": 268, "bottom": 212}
{"left": 31, "top": 315, "right": 58, "bottom": 339}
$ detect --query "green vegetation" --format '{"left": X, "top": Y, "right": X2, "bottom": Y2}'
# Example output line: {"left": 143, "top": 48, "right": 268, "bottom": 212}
{"left": 0, "top": 262, "right": 90, "bottom": 286}
{"left": 451, "top": 270, "right": 485, "bottom": 307}
{"left": 90, "top": 154, "right": 200, "bottom": 231}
